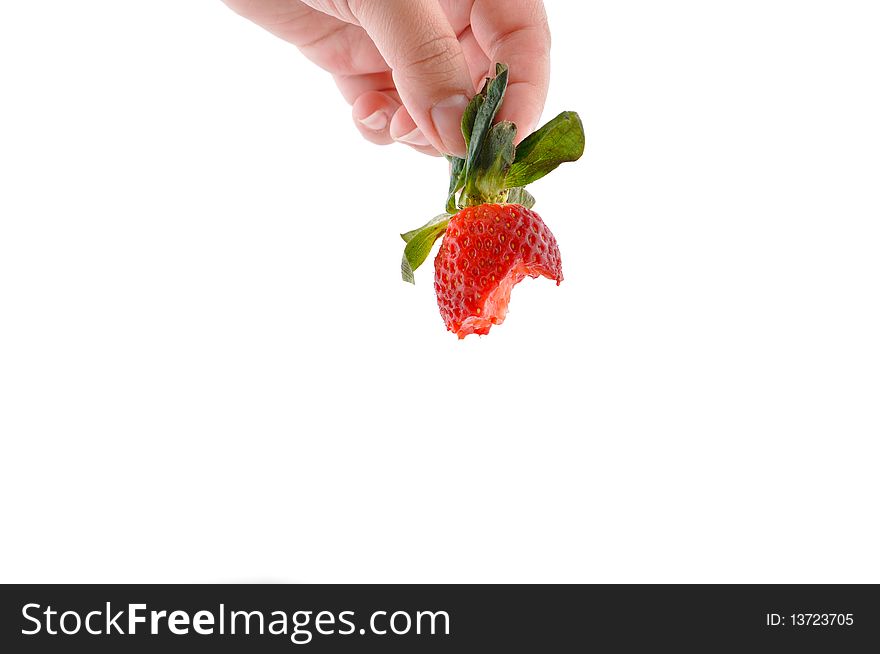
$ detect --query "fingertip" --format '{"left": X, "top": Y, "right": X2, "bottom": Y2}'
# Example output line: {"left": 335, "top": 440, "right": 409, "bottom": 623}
{"left": 410, "top": 144, "right": 443, "bottom": 157}
{"left": 389, "top": 106, "right": 442, "bottom": 156}
{"left": 352, "top": 91, "right": 399, "bottom": 145}
{"left": 430, "top": 94, "right": 469, "bottom": 157}
{"left": 389, "top": 107, "right": 428, "bottom": 146}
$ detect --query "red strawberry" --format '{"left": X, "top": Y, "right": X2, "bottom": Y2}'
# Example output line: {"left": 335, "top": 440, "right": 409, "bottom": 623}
{"left": 398, "top": 63, "right": 584, "bottom": 338}
{"left": 434, "top": 204, "right": 562, "bottom": 338}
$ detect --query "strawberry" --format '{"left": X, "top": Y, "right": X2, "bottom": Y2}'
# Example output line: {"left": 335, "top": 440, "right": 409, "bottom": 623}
{"left": 434, "top": 204, "right": 562, "bottom": 338}
{"left": 400, "top": 64, "right": 584, "bottom": 338}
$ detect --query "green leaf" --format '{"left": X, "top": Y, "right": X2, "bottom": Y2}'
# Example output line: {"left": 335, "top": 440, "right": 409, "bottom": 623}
{"left": 471, "top": 120, "right": 517, "bottom": 200}
{"left": 445, "top": 156, "right": 465, "bottom": 214}
{"left": 400, "top": 215, "right": 450, "bottom": 283}
{"left": 400, "top": 213, "right": 450, "bottom": 243}
{"left": 505, "top": 111, "right": 585, "bottom": 188}
{"left": 463, "top": 63, "right": 509, "bottom": 184}
{"left": 461, "top": 93, "right": 484, "bottom": 150}
{"left": 507, "top": 187, "right": 536, "bottom": 209}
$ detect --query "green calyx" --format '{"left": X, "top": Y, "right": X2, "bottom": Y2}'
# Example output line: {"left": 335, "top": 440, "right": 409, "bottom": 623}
{"left": 400, "top": 63, "right": 585, "bottom": 283}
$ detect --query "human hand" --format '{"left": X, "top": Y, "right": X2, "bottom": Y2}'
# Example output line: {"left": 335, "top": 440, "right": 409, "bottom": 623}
{"left": 221, "top": 0, "right": 550, "bottom": 157}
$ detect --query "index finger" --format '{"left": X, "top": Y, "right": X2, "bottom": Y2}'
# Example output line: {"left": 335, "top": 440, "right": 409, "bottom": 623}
{"left": 469, "top": 0, "right": 551, "bottom": 140}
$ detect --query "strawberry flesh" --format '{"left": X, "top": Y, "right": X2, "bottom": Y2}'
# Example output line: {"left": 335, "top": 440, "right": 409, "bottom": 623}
{"left": 434, "top": 203, "right": 563, "bottom": 338}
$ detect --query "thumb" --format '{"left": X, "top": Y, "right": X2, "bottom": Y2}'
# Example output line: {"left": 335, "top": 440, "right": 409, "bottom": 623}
{"left": 352, "top": 0, "right": 474, "bottom": 156}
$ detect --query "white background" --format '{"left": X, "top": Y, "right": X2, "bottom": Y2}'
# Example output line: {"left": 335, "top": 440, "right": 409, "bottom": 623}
{"left": 1, "top": 1, "right": 878, "bottom": 583}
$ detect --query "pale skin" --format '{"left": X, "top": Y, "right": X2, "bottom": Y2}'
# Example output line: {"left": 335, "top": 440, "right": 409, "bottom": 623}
{"left": 221, "top": 0, "right": 551, "bottom": 157}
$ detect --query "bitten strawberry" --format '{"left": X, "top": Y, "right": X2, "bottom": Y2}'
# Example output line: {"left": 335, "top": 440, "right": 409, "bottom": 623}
{"left": 399, "top": 64, "right": 584, "bottom": 338}
{"left": 434, "top": 204, "right": 562, "bottom": 338}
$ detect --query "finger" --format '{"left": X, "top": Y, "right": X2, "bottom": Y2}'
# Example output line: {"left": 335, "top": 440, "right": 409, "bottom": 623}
{"left": 351, "top": 0, "right": 475, "bottom": 157}
{"left": 457, "top": 26, "right": 491, "bottom": 91}
{"left": 389, "top": 106, "right": 441, "bottom": 156}
{"left": 223, "top": 0, "right": 387, "bottom": 75}
{"left": 437, "top": 0, "right": 476, "bottom": 34}
{"left": 412, "top": 145, "right": 443, "bottom": 157}
{"left": 351, "top": 91, "right": 399, "bottom": 145}
{"left": 336, "top": 74, "right": 438, "bottom": 154}
{"left": 470, "top": 0, "right": 551, "bottom": 140}
{"left": 333, "top": 72, "right": 399, "bottom": 144}
{"left": 334, "top": 71, "right": 399, "bottom": 105}
{"left": 434, "top": 2, "right": 489, "bottom": 93}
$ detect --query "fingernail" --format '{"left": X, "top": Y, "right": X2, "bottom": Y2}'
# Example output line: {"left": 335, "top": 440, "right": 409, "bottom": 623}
{"left": 395, "top": 127, "right": 431, "bottom": 147}
{"left": 358, "top": 110, "right": 388, "bottom": 131}
{"left": 431, "top": 94, "right": 470, "bottom": 156}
